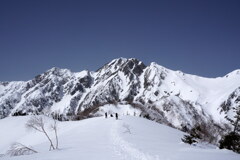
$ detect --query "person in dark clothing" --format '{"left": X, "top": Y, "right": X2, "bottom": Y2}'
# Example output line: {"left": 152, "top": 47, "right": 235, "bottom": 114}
{"left": 115, "top": 113, "right": 118, "bottom": 120}
{"left": 105, "top": 112, "right": 107, "bottom": 118}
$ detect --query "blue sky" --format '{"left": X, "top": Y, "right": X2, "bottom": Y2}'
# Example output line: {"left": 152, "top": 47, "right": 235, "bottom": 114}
{"left": 0, "top": 0, "right": 240, "bottom": 81}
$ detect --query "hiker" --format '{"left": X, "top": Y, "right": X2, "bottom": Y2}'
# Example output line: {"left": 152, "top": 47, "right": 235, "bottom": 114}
{"left": 105, "top": 112, "right": 107, "bottom": 118}
{"left": 115, "top": 113, "right": 118, "bottom": 120}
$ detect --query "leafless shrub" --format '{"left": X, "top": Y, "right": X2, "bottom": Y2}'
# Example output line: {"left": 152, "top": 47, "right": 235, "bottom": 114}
{"left": 26, "top": 116, "right": 55, "bottom": 150}
{"left": 122, "top": 123, "right": 131, "bottom": 134}
{"left": 50, "top": 115, "right": 59, "bottom": 149}
{"left": 6, "top": 142, "right": 37, "bottom": 157}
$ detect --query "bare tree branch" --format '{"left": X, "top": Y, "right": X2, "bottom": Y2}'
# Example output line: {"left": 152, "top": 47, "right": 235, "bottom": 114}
{"left": 6, "top": 142, "right": 37, "bottom": 157}
{"left": 26, "top": 116, "right": 55, "bottom": 150}
{"left": 50, "top": 116, "right": 59, "bottom": 149}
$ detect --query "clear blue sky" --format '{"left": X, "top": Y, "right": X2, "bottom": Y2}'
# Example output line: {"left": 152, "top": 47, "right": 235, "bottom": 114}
{"left": 1, "top": 0, "right": 240, "bottom": 81}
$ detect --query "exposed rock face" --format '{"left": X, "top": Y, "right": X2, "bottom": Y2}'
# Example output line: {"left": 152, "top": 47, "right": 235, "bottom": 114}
{"left": 220, "top": 87, "right": 240, "bottom": 122}
{"left": 1, "top": 58, "right": 240, "bottom": 143}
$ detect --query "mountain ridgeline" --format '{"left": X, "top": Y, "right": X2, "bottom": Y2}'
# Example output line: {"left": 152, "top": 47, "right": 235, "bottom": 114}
{"left": 1, "top": 58, "right": 240, "bottom": 143}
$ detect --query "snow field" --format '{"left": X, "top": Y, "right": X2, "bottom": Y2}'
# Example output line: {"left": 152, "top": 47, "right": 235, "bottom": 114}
{"left": 0, "top": 116, "right": 239, "bottom": 160}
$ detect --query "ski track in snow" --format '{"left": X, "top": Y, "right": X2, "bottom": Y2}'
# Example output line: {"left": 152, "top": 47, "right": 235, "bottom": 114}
{"left": 110, "top": 120, "right": 159, "bottom": 160}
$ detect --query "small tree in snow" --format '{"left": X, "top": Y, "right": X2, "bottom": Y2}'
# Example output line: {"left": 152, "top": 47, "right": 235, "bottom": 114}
{"left": 26, "top": 116, "right": 56, "bottom": 151}
{"left": 42, "top": 109, "right": 60, "bottom": 150}
{"left": 50, "top": 113, "right": 60, "bottom": 149}
{"left": 181, "top": 126, "right": 201, "bottom": 145}
{"left": 181, "top": 135, "right": 197, "bottom": 145}
{"left": 219, "top": 132, "right": 240, "bottom": 153}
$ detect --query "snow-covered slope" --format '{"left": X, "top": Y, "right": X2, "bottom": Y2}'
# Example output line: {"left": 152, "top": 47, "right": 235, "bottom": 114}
{"left": 0, "top": 115, "right": 239, "bottom": 160}
{"left": 0, "top": 58, "right": 240, "bottom": 143}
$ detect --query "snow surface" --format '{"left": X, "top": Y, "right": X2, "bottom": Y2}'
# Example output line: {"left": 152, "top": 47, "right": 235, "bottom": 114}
{"left": 0, "top": 116, "right": 239, "bottom": 160}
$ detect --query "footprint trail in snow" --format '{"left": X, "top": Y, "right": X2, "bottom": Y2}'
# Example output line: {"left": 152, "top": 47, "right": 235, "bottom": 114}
{"left": 110, "top": 120, "right": 159, "bottom": 160}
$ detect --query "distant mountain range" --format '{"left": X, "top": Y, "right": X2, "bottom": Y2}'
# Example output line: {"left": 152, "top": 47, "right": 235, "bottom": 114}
{"left": 1, "top": 58, "right": 240, "bottom": 143}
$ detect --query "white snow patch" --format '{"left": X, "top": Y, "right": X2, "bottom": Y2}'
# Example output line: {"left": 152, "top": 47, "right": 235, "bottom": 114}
{"left": 0, "top": 116, "right": 239, "bottom": 160}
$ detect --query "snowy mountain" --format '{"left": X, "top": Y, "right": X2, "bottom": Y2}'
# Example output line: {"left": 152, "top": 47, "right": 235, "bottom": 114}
{"left": 0, "top": 58, "right": 240, "bottom": 143}
{"left": 0, "top": 116, "right": 239, "bottom": 160}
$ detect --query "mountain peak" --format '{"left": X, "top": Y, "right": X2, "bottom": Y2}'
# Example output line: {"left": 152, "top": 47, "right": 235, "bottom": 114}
{"left": 109, "top": 57, "right": 143, "bottom": 66}
{"left": 225, "top": 69, "right": 240, "bottom": 78}
{"left": 96, "top": 57, "right": 146, "bottom": 76}
{"left": 45, "top": 67, "right": 72, "bottom": 77}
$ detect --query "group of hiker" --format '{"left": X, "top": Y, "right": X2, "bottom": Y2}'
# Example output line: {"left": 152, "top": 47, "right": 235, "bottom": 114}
{"left": 105, "top": 112, "right": 118, "bottom": 120}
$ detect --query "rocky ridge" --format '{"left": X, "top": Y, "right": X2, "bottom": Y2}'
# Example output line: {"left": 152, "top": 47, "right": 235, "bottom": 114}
{"left": 1, "top": 58, "right": 240, "bottom": 143}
